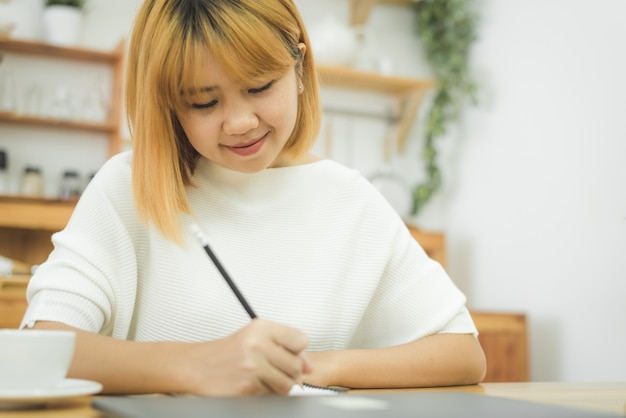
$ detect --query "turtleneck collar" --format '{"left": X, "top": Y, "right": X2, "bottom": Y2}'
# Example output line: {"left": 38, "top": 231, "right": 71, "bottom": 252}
{"left": 192, "top": 157, "right": 331, "bottom": 199}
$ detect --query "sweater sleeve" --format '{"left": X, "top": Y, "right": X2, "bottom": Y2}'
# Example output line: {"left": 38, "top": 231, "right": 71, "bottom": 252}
{"left": 21, "top": 153, "right": 140, "bottom": 339}
{"left": 347, "top": 184, "right": 477, "bottom": 349}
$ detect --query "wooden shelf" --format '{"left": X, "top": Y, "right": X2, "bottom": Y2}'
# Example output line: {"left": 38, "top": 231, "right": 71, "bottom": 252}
{"left": 0, "top": 37, "right": 126, "bottom": 157}
{"left": 317, "top": 65, "right": 433, "bottom": 97}
{"left": 0, "top": 111, "right": 117, "bottom": 134}
{"left": 0, "top": 38, "right": 126, "bottom": 265}
{"left": 0, "top": 37, "right": 123, "bottom": 64}
{"left": 0, "top": 195, "right": 76, "bottom": 231}
{"left": 317, "top": 65, "right": 434, "bottom": 150}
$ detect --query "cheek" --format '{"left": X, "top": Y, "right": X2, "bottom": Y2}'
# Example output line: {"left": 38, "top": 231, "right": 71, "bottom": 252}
{"left": 266, "top": 90, "right": 299, "bottom": 133}
{"left": 178, "top": 114, "right": 218, "bottom": 150}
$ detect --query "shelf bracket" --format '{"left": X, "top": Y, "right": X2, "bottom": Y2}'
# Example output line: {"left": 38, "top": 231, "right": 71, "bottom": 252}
{"left": 350, "top": 0, "right": 415, "bottom": 26}
{"left": 350, "top": 0, "right": 377, "bottom": 26}
{"left": 395, "top": 88, "right": 430, "bottom": 152}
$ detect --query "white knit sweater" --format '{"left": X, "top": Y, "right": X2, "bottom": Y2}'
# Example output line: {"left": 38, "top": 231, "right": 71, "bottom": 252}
{"left": 23, "top": 151, "right": 476, "bottom": 350}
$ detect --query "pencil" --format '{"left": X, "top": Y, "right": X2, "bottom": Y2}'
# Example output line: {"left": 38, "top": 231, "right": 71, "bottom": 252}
{"left": 190, "top": 222, "right": 257, "bottom": 319}
{"left": 189, "top": 222, "right": 339, "bottom": 394}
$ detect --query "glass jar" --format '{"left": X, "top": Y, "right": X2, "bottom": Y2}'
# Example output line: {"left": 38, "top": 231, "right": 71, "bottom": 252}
{"left": 20, "top": 166, "right": 44, "bottom": 197}
{"left": 59, "top": 170, "right": 81, "bottom": 199}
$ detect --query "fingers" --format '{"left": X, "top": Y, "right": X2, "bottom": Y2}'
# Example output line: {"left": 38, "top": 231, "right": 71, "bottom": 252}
{"left": 266, "top": 320, "right": 309, "bottom": 356}
{"left": 260, "top": 356, "right": 302, "bottom": 394}
{"left": 265, "top": 342, "right": 308, "bottom": 378}
{"left": 245, "top": 319, "right": 311, "bottom": 394}
{"left": 259, "top": 346, "right": 311, "bottom": 394}
{"left": 190, "top": 319, "right": 312, "bottom": 395}
{"left": 300, "top": 352, "right": 314, "bottom": 375}
{"left": 264, "top": 320, "right": 313, "bottom": 375}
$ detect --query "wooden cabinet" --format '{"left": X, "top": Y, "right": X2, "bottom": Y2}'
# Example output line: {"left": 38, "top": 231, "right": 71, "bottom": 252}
{"left": 0, "top": 38, "right": 125, "bottom": 265}
{"left": 0, "top": 196, "right": 75, "bottom": 265}
{"left": 471, "top": 311, "right": 530, "bottom": 382}
{"left": 0, "top": 276, "right": 29, "bottom": 329}
{"left": 406, "top": 224, "right": 446, "bottom": 269}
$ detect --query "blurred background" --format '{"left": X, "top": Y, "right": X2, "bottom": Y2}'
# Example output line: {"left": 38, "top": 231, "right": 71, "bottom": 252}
{"left": 1, "top": 0, "right": 625, "bottom": 383}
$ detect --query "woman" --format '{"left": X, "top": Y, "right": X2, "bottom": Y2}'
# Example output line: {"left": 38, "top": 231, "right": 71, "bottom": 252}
{"left": 23, "top": 0, "right": 486, "bottom": 395}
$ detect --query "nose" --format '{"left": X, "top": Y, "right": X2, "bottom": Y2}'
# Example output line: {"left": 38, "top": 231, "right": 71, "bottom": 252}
{"left": 222, "top": 98, "right": 258, "bottom": 135}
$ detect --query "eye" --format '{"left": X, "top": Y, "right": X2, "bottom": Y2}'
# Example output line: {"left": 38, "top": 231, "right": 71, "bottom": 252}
{"left": 249, "top": 80, "right": 275, "bottom": 94}
{"left": 190, "top": 99, "right": 218, "bottom": 110}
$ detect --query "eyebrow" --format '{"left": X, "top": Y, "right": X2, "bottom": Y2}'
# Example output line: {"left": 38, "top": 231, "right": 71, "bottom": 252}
{"left": 186, "top": 76, "right": 273, "bottom": 96}
{"left": 183, "top": 85, "right": 218, "bottom": 98}
{"left": 196, "top": 86, "right": 218, "bottom": 93}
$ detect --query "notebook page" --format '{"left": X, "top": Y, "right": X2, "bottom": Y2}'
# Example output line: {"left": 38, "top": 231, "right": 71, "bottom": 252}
{"left": 289, "top": 383, "right": 340, "bottom": 396}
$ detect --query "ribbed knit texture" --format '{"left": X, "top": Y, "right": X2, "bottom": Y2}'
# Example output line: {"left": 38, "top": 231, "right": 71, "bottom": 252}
{"left": 23, "top": 151, "right": 476, "bottom": 350}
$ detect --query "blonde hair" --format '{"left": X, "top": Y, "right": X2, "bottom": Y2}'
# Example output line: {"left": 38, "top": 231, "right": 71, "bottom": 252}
{"left": 126, "top": 0, "right": 321, "bottom": 242}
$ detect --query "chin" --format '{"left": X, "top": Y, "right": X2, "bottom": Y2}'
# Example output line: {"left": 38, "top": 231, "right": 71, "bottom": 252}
{"left": 230, "top": 157, "right": 276, "bottom": 173}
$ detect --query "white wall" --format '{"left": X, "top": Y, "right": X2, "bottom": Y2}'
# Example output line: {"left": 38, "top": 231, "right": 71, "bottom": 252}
{"left": 445, "top": 0, "right": 626, "bottom": 382}
{"left": 4, "top": 0, "right": 625, "bottom": 382}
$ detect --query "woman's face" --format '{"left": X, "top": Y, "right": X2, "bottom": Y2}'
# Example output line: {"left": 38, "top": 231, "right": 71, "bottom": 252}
{"left": 177, "top": 46, "right": 305, "bottom": 173}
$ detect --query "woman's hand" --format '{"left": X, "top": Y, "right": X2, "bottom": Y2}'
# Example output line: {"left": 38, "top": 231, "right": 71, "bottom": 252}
{"left": 175, "top": 318, "right": 313, "bottom": 396}
{"left": 31, "top": 319, "right": 311, "bottom": 396}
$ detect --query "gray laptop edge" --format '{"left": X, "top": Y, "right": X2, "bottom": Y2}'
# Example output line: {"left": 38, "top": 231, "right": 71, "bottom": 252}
{"left": 92, "top": 391, "right": 621, "bottom": 418}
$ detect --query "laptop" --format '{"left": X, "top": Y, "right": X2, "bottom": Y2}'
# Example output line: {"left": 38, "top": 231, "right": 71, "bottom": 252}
{"left": 93, "top": 391, "right": 621, "bottom": 418}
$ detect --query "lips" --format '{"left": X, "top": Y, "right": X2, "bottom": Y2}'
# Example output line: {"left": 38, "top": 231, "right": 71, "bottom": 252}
{"left": 225, "top": 134, "right": 267, "bottom": 157}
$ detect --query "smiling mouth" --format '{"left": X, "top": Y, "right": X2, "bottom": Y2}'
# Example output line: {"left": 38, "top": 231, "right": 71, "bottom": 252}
{"left": 225, "top": 134, "right": 267, "bottom": 156}
{"left": 231, "top": 137, "right": 264, "bottom": 149}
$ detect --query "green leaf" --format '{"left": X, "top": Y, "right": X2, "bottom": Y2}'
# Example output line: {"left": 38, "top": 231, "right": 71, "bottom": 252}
{"left": 410, "top": 0, "right": 478, "bottom": 215}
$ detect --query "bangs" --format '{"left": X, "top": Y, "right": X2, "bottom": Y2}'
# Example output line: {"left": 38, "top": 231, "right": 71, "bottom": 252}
{"left": 168, "top": 3, "right": 300, "bottom": 114}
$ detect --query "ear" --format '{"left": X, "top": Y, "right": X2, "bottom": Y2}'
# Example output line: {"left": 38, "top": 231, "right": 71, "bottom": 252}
{"left": 296, "top": 42, "right": 307, "bottom": 78}
{"left": 297, "top": 42, "right": 307, "bottom": 58}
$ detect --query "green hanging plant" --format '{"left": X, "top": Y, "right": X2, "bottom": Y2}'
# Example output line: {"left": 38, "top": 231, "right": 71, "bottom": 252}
{"left": 45, "top": 0, "right": 87, "bottom": 8}
{"left": 410, "top": 0, "right": 478, "bottom": 215}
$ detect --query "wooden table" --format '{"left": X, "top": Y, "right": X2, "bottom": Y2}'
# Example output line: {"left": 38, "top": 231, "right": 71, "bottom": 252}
{"left": 479, "top": 382, "right": 626, "bottom": 416}
{"left": 356, "top": 382, "right": 626, "bottom": 416}
{"left": 1, "top": 382, "right": 624, "bottom": 417}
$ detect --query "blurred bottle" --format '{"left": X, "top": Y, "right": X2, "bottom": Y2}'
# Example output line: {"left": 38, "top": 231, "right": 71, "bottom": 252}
{"left": 84, "top": 171, "right": 96, "bottom": 191}
{"left": 24, "top": 84, "right": 44, "bottom": 117}
{"left": 20, "top": 166, "right": 44, "bottom": 197}
{"left": 0, "top": 149, "right": 8, "bottom": 195}
{"left": 0, "top": 70, "right": 17, "bottom": 113}
{"left": 59, "top": 170, "right": 81, "bottom": 199}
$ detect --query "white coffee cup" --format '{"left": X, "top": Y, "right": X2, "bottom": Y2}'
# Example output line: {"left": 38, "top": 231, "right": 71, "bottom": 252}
{"left": 0, "top": 329, "right": 76, "bottom": 390}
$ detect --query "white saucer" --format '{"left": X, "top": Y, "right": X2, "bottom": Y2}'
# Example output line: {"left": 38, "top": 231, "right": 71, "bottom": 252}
{"left": 0, "top": 378, "right": 102, "bottom": 409}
